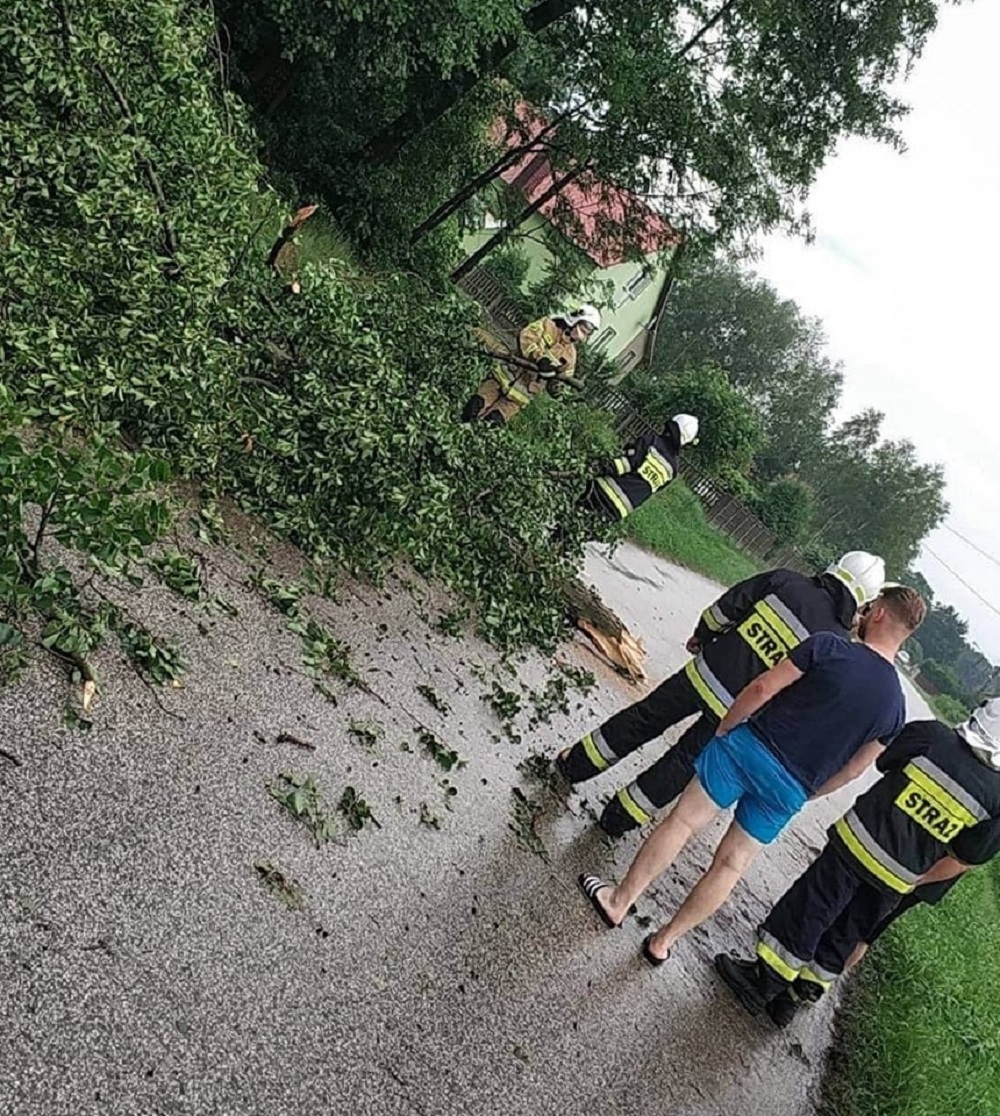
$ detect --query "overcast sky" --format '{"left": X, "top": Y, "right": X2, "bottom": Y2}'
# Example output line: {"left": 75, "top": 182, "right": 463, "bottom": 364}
{"left": 753, "top": 0, "right": 1000, "bottom": 661}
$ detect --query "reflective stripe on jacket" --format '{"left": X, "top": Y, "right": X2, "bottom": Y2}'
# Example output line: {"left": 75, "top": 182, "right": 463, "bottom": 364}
{"left": 686, "top": 570, "right": 857, "bottom": 718}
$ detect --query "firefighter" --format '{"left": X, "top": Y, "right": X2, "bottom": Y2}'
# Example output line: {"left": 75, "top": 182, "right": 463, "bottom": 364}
{"left": 577, "top": 586, "right": 924, "bottom": 966}
{"left": 581, "top": 414, "right": 700, "bottom": 523}
{"left": 461, "top": 305, "right": 601, "bottom": 425}
{"left": 556, "top": 551, "right": 887, "bottom": 837}
{"left": 716, "top": 697, "right": 1000, "bottom": 1028}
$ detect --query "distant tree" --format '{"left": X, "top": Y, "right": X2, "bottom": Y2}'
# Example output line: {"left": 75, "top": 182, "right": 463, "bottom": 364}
{"left": 754, "top": 479, "right": 815, "bottom": 547}
{"left": 625, "top": 364, "right": 764, "bottom": 492}
{"left": 648, "top": 257, "right": 843, "bottom": 480}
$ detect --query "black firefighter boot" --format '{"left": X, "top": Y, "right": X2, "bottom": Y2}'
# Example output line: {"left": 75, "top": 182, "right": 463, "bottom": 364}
{"left": 598, "top": 794, "right": 640, "bottom": 839}
{"left": 714, "top": 954, "right": 771, "bottom": 1017}
{"left": 765, "top": 990, "right": 802, "bottom": 1029}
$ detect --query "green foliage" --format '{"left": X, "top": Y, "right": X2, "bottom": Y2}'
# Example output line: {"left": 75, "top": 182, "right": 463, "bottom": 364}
{"left": 626, "top": 481, "right": 762, "bottom": 586}
{"left": 418, "top": 729, "right": 464, "bottom": 772}
{"left": 823, "top": 861, "right": 1000, "bottom": 1115}
{"left": 753, "top": 479, "right": 815, "bottom": 547}
{"left": 267, "top": 772, "right": 339, "bottom": 846}
{"left": 929, "top": 693, "right": 967, "bottom": 727}
{"left": 117, "top": 621, "right": 186, "bottom": 685}
{"left": 337, "top": 786, "right": 378, "bottom": 832}
{"left": 0, "top": 624, "right": 29, "bottom": 686}
{"left": 625, "top": 365, "right": 764, "bottom": 491}
{"left": 652, "top": 256, "right": 844, "bottom": 481}
{"left": 918, "top": 658, "right": 975, "bottom": 708}
{"left": 149, "top": 551, "right": 204, "bottom": 601}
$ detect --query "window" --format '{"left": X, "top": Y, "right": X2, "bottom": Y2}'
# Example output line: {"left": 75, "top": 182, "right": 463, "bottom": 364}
{"left": 624, "top": 270, "right": 652, "bottom": 298}
{"left": 591, "top": 326, "right": 618, "bottom": 353}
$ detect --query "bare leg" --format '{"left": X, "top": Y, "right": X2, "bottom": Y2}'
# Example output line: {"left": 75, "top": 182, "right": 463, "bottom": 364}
{"left": 647, "top": 819, "right": 761, "bottom": 959}
{"left": 845, "top": 941, "right": 869, "bottom": 971}
{"left": 599, "top": 779, "right": 720, "bottom": 924}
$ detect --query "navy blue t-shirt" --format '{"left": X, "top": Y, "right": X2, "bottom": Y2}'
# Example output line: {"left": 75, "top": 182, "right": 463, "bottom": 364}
{"left": 750, "top": 631, "right": 906, "bottom": 793}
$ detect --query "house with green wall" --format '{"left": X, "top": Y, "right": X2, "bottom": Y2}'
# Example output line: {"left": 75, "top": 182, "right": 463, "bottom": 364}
{"left": 459, "top": 115, "right": 680, "bottom": 380}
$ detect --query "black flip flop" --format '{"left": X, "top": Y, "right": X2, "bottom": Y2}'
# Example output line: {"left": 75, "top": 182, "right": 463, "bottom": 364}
{"left": 578, "top": 873, "right": 621, "bottom": 929}
{"left": 641, "top": 934, "right": 670, "bottom": 967}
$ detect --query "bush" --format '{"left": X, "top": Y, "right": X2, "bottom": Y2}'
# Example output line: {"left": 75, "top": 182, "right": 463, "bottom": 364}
{"left": 929, "top": 693, "right": 967, "bottom": 727}
{"left": 0, "top": 1, "right": 615, "bottom": 656}
{"left": 753, "top": 478, "right": 815, "bottom": 546}
{"left": 919, "top": 659, "right": 974, "bottom": 706}
{"left": 624, "top": 364, "right": 765, "bottom": 492}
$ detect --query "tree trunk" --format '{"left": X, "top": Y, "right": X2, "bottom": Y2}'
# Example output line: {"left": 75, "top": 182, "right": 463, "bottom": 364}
{"left": 352, "top": 0, "right": 576, "bottom": 166}
{"left": 451, "top": 162, "right": 588, "bottom": 282}
{"left": 410, "top": 119, "right": 562, "bottom": 243}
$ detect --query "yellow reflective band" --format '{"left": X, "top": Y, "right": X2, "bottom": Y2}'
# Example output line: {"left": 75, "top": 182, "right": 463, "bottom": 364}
{"left": 493, "top": 366, "right": 513, "bottom": 389}
{"left": 613, "top": 456, "right": 630, "bottom": 476}
{"left": 902, "top": 763, "right": 979, "bottom": 829}
{"left": 755, "top": 600, "right": 801, "bottom": 653}
{"left": 701, "top": 605, "right": 726, "bottom": 633}
{"left": 595, "top": 477, "right": 632, "bottom": 520}
{"left": 895, "top": 781, "right": 967, "bottom": 843}
{"left": 616, "top": 787, "right": 653, "bottom": 825}
{"left": 834, "top": 817, "right": 912, "bottom": 893}
{"left": 800, "top": 966, "right": 834, "bottom": 990}
{"left": 684, "top": 659, "right": 728, "bottom": 718}
{"left": 757, "top": 940, "right": 801, "bottom": 983}
{"left": 581, "top": 731, "right": 610, "bottom": 773}
{"left": 637, "top": 450, "right": 673, "bottom": 491}
{"left": 737, "top": 608, "right": 791, "bottom": 669}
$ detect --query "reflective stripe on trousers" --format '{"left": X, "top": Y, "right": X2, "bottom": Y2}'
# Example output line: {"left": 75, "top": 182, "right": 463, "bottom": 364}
{"left": 683, "top": 657, "right": 733, "bottom": 719}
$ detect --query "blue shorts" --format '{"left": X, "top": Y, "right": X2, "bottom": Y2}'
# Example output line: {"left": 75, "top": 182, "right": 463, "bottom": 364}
{"left": 694, "top": 724, "right": 808, "bottom": 844}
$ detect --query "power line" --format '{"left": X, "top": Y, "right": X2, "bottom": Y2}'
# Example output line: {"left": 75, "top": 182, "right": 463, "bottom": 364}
{"left": 921, "top": 544, "right": 1000, "bottom": 620}
{"left": 939, "top": 523, "right": 1000, "bottom": 571}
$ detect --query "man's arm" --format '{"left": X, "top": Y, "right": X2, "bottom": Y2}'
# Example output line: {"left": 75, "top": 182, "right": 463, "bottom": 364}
{"left": 715, "top": 656, "right": 804, "bottom": 736}
{"left": 919, "top": 855, "right": 970, "bottom": 886}
{"left": 812, "top": 739, "right": 886, "bottom": 798}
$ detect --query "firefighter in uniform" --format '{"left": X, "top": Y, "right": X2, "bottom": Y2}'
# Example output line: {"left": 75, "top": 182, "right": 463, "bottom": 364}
{"left": 556, "top": 551, "right": 887, "bottom": 837}
{"left": 581, "top": 414, "right": 699, "bottom": 523}
{"left": 717, "top": 697, "right": 1000, "bottom": 1028}
{"left": 461, "top": 305, "right": 601, "bottom": 425}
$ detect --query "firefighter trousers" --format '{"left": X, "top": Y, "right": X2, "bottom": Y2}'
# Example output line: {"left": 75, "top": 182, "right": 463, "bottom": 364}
{"left": 561, "top": 667, "right": 719, "bottom": 834}
{"left": 756, "top": 844, "right": 901, "bottom": 1001}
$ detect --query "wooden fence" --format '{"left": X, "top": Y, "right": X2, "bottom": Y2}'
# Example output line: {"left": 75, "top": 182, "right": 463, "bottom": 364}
{"left": 457, "top": 283, "right": 812, "bottom": 575}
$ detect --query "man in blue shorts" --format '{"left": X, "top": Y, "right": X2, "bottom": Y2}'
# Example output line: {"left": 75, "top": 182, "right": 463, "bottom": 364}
{"left": 577, "top": 586, "right": 925, "bottom": 965}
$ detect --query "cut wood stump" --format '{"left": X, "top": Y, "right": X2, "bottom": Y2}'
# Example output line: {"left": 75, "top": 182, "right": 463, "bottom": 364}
{"left": 560, "top": 578, "right": 646, "bottom": 682}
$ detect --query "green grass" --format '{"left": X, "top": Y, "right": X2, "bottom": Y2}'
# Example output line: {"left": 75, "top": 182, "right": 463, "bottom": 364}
{"left": 822, "top": 861, "right": 1000, "bottom": 1116}
{"left": 625, "top": 480, "right": 762, "bottom": 585}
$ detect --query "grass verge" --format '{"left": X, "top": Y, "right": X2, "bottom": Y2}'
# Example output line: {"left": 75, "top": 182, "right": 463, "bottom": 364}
{"left": 625, "top": 481, "right": 762, "bottom": 586}
{"left": 821, "top": 859, "right": 1000, "bottom": 1116}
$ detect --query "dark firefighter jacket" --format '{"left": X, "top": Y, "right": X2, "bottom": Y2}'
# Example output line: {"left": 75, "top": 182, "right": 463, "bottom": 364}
{"left": 592, "top": 422, "right": 682, "bottom": 521}
{"left": 832, "top": 719, "right": 1000, "bottom": 894}
{"left": 685, "top": 569, "right": 857, "bottom": 719}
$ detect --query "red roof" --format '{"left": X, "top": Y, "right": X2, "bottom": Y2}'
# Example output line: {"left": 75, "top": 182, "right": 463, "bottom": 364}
{"left": 495, "top": 110, "right": 679, "bottom": 268}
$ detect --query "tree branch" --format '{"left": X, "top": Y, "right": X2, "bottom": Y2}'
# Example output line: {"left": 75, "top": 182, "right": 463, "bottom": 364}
{"left": 90, "top": 58, "right": 181, "bottom": 270}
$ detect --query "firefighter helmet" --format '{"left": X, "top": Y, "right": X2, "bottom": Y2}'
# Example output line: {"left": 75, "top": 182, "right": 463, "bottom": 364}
{"left": 826, "top": 551, "right": 886, "bottom": 606}
{"left": 673, "top": 413, "right": 700, "bottom": 446}
{"left": 958, "top": 698, "right": 1000, "bottom": 770}
{"left": 565, "top": 305, "right": 602, "bottom": 334}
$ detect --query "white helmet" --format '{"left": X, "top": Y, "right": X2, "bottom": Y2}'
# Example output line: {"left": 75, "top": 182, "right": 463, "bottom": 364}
{"left": 565, "top": 304, "right": 601, "bottom": 333}
{"left": 958, "top": 699, "right": 1000, "bottom": 770}
{"left": 826, "top": 551, "right": 886, "bottom": 606}
{"left": 673, "top": 413, "right": 699, "bottom": 446}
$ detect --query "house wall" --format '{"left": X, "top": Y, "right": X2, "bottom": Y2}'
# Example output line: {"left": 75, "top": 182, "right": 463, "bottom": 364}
{"left": 460, "top": 223, "right": 673, "bottom": 368}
